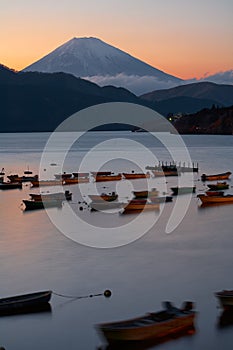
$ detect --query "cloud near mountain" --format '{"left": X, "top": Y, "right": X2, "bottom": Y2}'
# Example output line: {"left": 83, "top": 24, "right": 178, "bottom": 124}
{"left": 84, "top": 73, "right": 181, "bottom": 95}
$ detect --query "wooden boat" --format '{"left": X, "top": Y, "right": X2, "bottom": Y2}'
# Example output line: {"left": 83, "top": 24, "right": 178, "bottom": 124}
{"left": 0, "top": 290, "right": 52, "bottom": 315}
{"left": 152, "top": 169, "right": 178, "bottom": 177}
{"left": 54, "top": 172, "right": 72, "bottom": 180}
{"left": 72, "top": 172, "right": 89, "bottom": 178}
{"left": 95, "top": 174, "right": 122, "bottom": 182}
{"left": 122, "top": 200, "right": 159, "bottom": 213}
{"left": 88, "top": 192, "right": 118, "bottom": 202}
{"left": 23, "top": 199, "right": 63, "bottom": 210}
{"left": 63, "top": 177, "right": 89, "bottom": 185}
{"left": 31, "top": 180, "right": 63, "bottom": 187}
{"left": 123, "top": 172, "right": 150, "bottom": 179}
{"left": 133, "top": 188, "right": 159, "bottom": 198}
{"left": 207, "top": 182, "right": 229, "bottom": 190}
{"left": 197, "top": 194, "right": 233, "bottom": 204}
{"left": 7, "top": 174, "right": 38, "bottom": 183}
{"left": 171, "top": 186, "right": 196, "bottom": 195}
{"left": 0, "top": 181, "right": 22, "bottom": 190}
{"left": 97, "top": 301, "right": 196, "bottom": 343}
{"left": 90, "top": 202, "right": 124, "bottom": 211}
{"left": 29, "top": 190, "right": 72, "bottom": 201}
{"left": 215, "top": 290, "right": 233, "bottom": 310}
{"left": 205, "top": 191, "right": 224, "bottom": 197}
{"left": 91, "top": 171, "right": 112, "bottom": 176}
{"left": 201, "top": 171, "right": 231, "bottom": 181}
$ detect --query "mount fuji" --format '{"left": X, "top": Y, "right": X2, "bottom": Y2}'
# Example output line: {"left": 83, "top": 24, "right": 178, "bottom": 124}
{"left": 23, "top": 37, "right": 182, "bottom": 94}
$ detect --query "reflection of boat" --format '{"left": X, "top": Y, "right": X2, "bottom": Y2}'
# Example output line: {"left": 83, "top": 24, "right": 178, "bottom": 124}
{"left": 215, "top": 290, "right": 233, "bottom": 310}
{"left": 123, "top": 173, "right": 150, "bottom": 179}
{"left": 23, "top": 199, "right": 63, "bottom": 210}
{"left": 122, "top": 200, "right": 159, "bottom": 213}
{"left": 171, "top": 186, "right": 196, "bottom": 195}
{"left": 133, "top": 188, "right": 159, "bottom": 198}
{"left": 218, "top": 310, "right": 233, "bottom": 328}
{"left": 90, "top": 202, "right": 124, "bottom": 211}
{"left": 102, "top": 327, "right": 195, "bottom": 350}
{"left": 0, "top": 291, "right": 52, "bottom": 316}
{"left": 31, "top": 180, "right": 63, "bottom": 187}
{"left": 207, "top": 182, "right": 229, "bottom": 190}
{"left": 198, "top": 194, "right": 233, "bottom": 204}
{"left": 97, "top": 301, "right": 196, "bottom": 343}
{"left": 88, "top": 192, "right": 118, "bottom": 202}
{"left": 0, "top": 182, "right": 22, "bottom": 190}
{"left": 29, "top": 190, "right": 72, "bottom": 201}
{"left": 95, "top": 174, "right": 122, "bottom": 182}
{"left": 201, "top": 171, "right": 231, "bottom": 181}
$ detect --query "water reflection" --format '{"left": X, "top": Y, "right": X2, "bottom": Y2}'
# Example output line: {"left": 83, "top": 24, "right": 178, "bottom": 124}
{"left": 0, "top": 303, "right": 52, "bottom": 317}
{"left": 218, "top": 309, "right": 233, "bottom": 328}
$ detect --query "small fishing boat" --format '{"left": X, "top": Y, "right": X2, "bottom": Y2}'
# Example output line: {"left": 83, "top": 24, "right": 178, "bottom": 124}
{"left": 95, "top": 174, "right": 122, "bottom": 182}
{"left": 215, "top": 290, "right": 233, "bottom": 310}
{"left": 63, "top": 177, "right": 89, "bottom": 185}
{"left": 122, "top": 200, "right": 159, "bottom": 213}
{"left": 72, "top": 172, "right": 89, "bottom": 178}
{"left": 207, "top": 182, "right": 229, "bottom": 190}
{"left": 88, "top": 192, "right": 118, "bottom": 202}
{"left": 152, "top": 169, "right": 178, "bottom": 177}
{"left": 96, "top": 301, "right": 196, "bottom": 343}
{"left": 171, "top": 186, "right": 196, "bottom": 195}
{"left": 150, "top": 196, "right": 173, "bottom": 203}
{"left": 54, "top": 172, "right": 72, "bottom": 180}
{"left": 0, "top": 290, "right": 52, "bottom": 315}
{"left": 23, "top": 199, "right": 63, "bottom": 210}
{"left": 205, "top": 191, "right": 224, "bottom": 197}
{"left": 0, "top": 182, "right": 22, "bottom": 190}
{"left": 24, "top": 166, "right": 33, "bottom": 175}
{"left": 197, "top": 194, "right": 233, "bottom": 204}
{"left": 90, "top": 202, "right": 124, "bottom": 211}
{"left": 201, "top": 171, "right": 231, "bottom": 181}
{"left": 91, "top": 171, "right": 112, "bottom": 176}
{"left": 29, "top": 190, "right": 72, "bottom": 201}
{"left": 133, "top": 188, "right": 159, "bottom": 198}
{"left": 123, "top": 172, "right": 150, "bottom": 179}
{"left": 7, "top": 174, "right": 38, "bottom": 183}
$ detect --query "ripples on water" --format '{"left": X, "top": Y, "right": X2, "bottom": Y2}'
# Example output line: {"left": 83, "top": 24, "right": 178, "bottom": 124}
{"left": 0, "top": 132, "right": 233, "bottom": 350}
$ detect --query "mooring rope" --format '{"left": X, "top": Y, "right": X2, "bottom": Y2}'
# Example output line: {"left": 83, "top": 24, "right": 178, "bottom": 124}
{"left": 52, "top": 289, "right": 111, "bottom": 299}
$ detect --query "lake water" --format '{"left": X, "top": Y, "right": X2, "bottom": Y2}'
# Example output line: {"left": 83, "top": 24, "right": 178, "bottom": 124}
{"left": 0, "top": 132, "right": 233, "bottom": 350}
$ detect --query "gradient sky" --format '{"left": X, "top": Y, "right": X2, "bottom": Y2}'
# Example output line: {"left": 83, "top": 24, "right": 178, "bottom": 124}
{"left": 1, "top": 0, "right": 232, "bottom": 79}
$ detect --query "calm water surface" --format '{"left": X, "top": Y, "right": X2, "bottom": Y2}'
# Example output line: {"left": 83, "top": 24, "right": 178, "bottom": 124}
{"left": 0, "top": 132, "right": 233, "bottom": 350}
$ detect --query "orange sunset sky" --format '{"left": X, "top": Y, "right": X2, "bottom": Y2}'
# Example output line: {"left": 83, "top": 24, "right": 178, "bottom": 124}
{"left": 1, "top": 0, "right": 232, "bottom": 79}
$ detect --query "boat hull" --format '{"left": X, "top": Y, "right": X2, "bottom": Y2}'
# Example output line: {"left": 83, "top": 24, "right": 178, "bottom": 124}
{"left": 123, "top": 173, "right": 150, "bottom": 179}
{"left": 23, "top": 199, "right": 63, "bottom": 210}
{"left": 133, "top": 190, "right": 159, "bottom": 198}
{"left": 0, "top": 182, "right": 22, "bottom": 190}
{"left": 197, "top": 194, "right": 233, "bottom": 204}
{"left": 95, "top": 174, "right": 122, "bottom": 182}
{"left": 0, "top": 291, "right": 52, "bottom": 315}
{"left": 215, "top": 290, "right": 233, "bottom": 310}
{"left": 97, "top": 303, "right": 196, "bottom": 343}
{"left": 201, "top": 172, "right": 231, "bottom": 181}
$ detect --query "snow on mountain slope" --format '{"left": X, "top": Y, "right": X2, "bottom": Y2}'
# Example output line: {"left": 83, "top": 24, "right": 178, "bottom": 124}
{"left": 23, "top": 37, "right": 182, "bottom": 94}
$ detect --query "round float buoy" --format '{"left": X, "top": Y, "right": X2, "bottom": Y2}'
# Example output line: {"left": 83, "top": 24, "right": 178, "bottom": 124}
{"left": 79, "top": 206, "right": 83, "bottom": 211}
{"left": 104, "top": 289, "right": 112, "bottom": 298}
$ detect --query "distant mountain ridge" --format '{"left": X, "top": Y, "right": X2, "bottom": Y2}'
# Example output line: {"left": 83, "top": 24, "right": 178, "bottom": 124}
{"left": 0, "top": 64, "right": 155, "bottom": 132}
{"left": 140, "top": 82, "right": 233, "bottom": 114}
